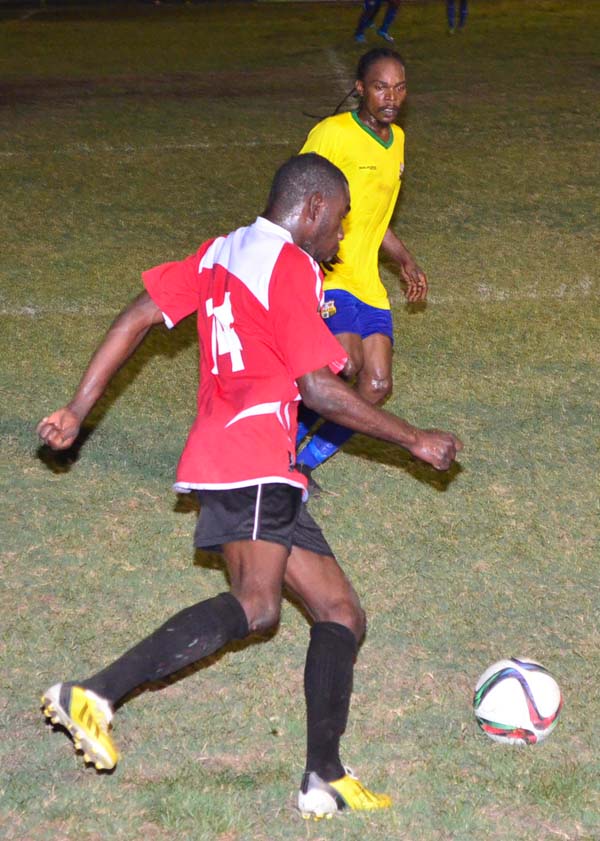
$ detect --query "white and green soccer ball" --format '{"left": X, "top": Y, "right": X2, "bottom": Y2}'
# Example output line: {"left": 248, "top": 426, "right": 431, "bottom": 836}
{"left": 473, "top": 658, "right": 562, "bottom": 745}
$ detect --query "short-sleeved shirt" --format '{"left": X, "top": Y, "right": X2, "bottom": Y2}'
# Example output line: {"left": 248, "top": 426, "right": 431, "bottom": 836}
{"left": 300, "top": 111, "right": 404, "bottom": 310}
{"left": 142, "top": 216, "right": 348, "bottom": 497}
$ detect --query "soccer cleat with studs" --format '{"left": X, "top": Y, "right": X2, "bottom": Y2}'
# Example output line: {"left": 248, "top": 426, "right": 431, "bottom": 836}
{"left": 41, "top": 683, "right": 118, "bottom": 771}
{"left": 297, "top": 767, "right": 392, "bottom": 819}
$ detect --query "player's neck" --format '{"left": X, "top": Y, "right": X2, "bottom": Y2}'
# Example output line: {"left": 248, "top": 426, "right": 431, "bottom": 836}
{"left": 356, "top": 109, "right": 391, "bottom": 142}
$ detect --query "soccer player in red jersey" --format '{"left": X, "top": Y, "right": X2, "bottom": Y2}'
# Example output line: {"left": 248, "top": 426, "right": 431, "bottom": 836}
{"left": 38, "top": 154, "right": 461, "bottom": 819}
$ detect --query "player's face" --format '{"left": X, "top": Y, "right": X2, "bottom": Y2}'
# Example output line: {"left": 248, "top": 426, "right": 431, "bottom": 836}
{"left": 356, "top": 59, "right": 407, "bottom": 131}
{"left": 309, "top": 185, "right": 350, "bottom": 264}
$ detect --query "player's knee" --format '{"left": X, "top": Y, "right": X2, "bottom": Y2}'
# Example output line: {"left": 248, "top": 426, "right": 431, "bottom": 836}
{"left": 346, "top": 605, "right": 366, "bottom": 644}
{"left": 326, "top": 599, "right": 366, "bottom": 644}
{"left": 342, "top": 352, "right": 364, "bottom": 381}
{"left": 245, "top": 597, "right": 281, "bottom": 634}
{"left": 351, "top": 605, "right": 367, "bottom": 643}
{"left": 363, "top": 375, "right": 392, "bottom": 404}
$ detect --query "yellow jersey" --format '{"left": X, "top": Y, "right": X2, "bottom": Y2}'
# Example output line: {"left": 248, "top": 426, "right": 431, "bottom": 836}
{"left": 300, "top": 110, "right": 404, "bottom": 310}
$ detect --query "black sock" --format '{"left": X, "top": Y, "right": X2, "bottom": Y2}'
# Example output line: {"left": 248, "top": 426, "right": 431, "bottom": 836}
{"left": 304, "top": 621, "right": 358, "bottom": 782}
{"left": 80, "top": 592, "right": 249, "bottom": 707}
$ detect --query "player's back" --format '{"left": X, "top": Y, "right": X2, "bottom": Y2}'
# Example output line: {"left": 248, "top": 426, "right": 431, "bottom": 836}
{"left": 175, "top": 216, "right": 328, "bottom": 490}
{"left": 195, "top": 221, "right": 300, "bottom": 414}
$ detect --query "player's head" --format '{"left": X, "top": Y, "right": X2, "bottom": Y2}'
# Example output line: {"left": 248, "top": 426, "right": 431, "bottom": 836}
{"left": 265, "top": 153, "right": 348, "bottom": 214}
{"left": 264, "top": 153, "right": 350, "bottom": 264}
{"left": 356, "top": 48, "right": 405, "bottom": 83}
{"left": 355, "top": 48, "right": 407, "bottom": 127}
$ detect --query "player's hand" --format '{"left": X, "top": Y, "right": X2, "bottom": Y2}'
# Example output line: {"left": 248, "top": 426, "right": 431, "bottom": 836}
{"left": 37, "top": 407, "right": 82, "bottom": 450}
{"left": 410, "top": 429, "right": 463, "bottom": 471}
{"left": 399, "top": 258, "right": 428, "bottom": 302}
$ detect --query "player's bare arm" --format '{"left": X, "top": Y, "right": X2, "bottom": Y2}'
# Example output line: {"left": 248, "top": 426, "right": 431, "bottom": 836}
{"left": 381, "top": 227, "right": 428, "bottom": 303}
{"left": 37, "top": 292, "right": 164, "bottom": 450}
{"left": 298, "top": 367, "right": 462, "bottom": 471}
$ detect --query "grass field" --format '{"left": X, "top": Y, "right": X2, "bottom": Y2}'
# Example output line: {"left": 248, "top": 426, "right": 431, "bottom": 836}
{"left": 1, "top": 1, "right": 599, "bottom": 839}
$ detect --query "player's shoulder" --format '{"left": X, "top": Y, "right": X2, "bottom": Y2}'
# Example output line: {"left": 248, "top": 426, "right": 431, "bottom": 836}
{"left": 392, "top": 123, "right": 405, "bottom": 143}
{"left": 307, "top": 111, "right": 354, "bottom": 140}
{"left": 196, "top": 235, "right": 220, "bottom": 257}
{"left": 278, "top": 240, "right": 319, "bottom": 274}
{"left": 272, "top": 241, "right": 320, "bottom": 295}
{"left": 320, "top": 111, "right": 353, "bottom": 127}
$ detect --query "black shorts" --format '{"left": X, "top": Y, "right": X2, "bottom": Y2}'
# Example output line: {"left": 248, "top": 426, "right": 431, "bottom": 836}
{"left": 193, "top": 483, "right": 334, "bottom": 558}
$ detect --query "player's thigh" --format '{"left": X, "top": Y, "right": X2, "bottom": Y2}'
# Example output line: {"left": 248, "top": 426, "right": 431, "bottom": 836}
{"left": 357, "top": 332, "right": 393, "bottom": 403}
{"left": 224, "top": 539, "right": 290, "bottom": 598}
{"left": 199, "top": 484, "right": 300, "bottom": 632}
{"left": 284, "top": 546, "right": 365, "bottom": 642}
{"left": 333, "top": 331, "right": 365, "bottom": 379}
{"left": 223, "top": 539, "right": 290, "bottom": 632}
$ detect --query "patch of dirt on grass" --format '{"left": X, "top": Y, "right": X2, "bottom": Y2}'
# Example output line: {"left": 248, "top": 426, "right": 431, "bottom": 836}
{"left": 0, "top": 67, "right": 324, "bottom": 107}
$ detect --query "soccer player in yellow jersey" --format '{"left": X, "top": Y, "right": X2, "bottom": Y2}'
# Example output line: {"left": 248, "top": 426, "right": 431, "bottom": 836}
{"left": 296, "top": 49, "right": 428, "bottom": 481}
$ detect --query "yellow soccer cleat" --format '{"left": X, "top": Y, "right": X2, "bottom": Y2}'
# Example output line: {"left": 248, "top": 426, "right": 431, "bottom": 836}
{"left": 297, "top": 767, "right": 392, "bottom": 819}
{"left": 41, "top": 683, "right": 118, "bottom": 771}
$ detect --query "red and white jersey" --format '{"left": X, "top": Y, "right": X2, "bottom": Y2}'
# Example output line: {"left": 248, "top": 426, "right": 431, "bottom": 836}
{"left": 143, "top": 216, "right": 348, "bottom": 496}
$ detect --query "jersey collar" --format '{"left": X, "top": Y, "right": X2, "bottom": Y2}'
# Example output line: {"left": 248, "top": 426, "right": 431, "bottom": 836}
{"left": 254, "top": 216, "right": 294, "bottom": 243}
{"left": 351, "top": 110, "right": 395, "bottom": 149}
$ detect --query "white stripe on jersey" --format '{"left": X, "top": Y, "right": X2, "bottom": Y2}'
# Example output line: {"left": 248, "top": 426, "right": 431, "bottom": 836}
{"left": 173, "top": 477, "right": 307, "bottom": 501}
{"left": 224, "top": 400, "right": 285, "bottom": 429}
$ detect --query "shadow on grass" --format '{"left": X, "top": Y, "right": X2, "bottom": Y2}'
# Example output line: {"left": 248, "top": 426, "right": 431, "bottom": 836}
{"left": 114, "top": 538, "right": 331, "bottom": 709}
{"left": 35, "top": 319, "right": 197, "bottom": 473}
{"left": 40, "top": 714, "right": 117, "bottom": 775}
{"left": 37, "top": 425, "right": 95, "bottom": 473}
{"left": 344, "top": 435, "right": 463, "bottom": 491}
{"left": 106, "top": 543, "right": 278, "bottom": 709}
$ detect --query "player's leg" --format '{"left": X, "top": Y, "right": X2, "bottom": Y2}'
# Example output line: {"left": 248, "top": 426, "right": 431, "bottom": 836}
{"left": 298, "top": 306, "right": 393, "bottom": 477}
{"left": 355, "top": 331, "right": 393, "bottom": 406}
{"left": 296, "top": 329, "right": 363, "bottom": 473}
{"left": 447, "top": 0, "right": 456, "bottom": 32}
{"left": 283, "top": 508, "right": 391, "bottom": 816}
{"left": 223, "top": 539, "right": 289, "bottom": 633}
{"left": 377, "top": 0, "right": 401, "bottom": 42}
{"left": 285, "top": 546, "right": 363, "bottom": 786}
{"left": 41, "top": 590, "right": 250, "bottom": 770}
{"left": 296, "top": 289, "right": 363, "bottom": 469}
{"left": 296, "top": 404, "right": 321, "bottom": 448}
{"left": 41, "top": 487, "right": 290, "bottom": 770}
{"left": 354, "top": 0, "right": 383, "bottom": 42}
{"left": 459, "top": 0, "right": 468, "bottom": 28}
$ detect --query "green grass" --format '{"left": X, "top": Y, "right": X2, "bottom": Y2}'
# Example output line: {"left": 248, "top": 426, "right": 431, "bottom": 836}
{"left": 1, "top": 1, "right": 599, "bottom": 839}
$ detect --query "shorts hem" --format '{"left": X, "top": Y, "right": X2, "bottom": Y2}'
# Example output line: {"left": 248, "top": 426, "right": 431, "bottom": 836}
{"left": 194, "top": 532, "right": 293, "bottom": 553}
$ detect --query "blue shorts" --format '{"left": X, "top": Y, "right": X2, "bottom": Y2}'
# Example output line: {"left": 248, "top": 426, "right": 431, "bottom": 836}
{"left": 321, "top": 289, "right": 394, "bottom": 343}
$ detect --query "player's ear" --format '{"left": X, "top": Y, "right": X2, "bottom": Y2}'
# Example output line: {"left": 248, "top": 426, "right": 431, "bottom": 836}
{"left": 306, "top": 191, "right": 325, "bottom": 223}
{"left": 354, "top": 80, "right": 364, "bottom": 98}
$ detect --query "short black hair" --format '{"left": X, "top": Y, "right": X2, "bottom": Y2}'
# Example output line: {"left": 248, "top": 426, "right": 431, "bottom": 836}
{"left": 357, "top": 48, "right": 405, "bottom": 81}
{"left": 265, "top": 153, "right": 348, "bottom": 214}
